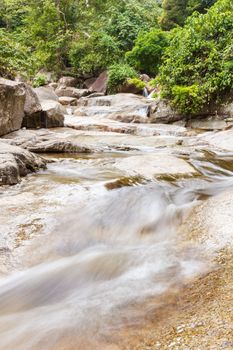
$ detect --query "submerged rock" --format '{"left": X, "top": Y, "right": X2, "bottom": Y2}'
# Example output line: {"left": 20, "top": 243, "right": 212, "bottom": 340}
{"left": 0, "top": 78, "right": 26, "bottom": 136}
{"left": 0, "top": 142, "right": 46, "bottom": 185}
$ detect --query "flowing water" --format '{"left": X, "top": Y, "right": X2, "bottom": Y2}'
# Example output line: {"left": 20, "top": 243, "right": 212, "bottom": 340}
{"left": 0, "top": 136, "right": 233, "bottom": 349}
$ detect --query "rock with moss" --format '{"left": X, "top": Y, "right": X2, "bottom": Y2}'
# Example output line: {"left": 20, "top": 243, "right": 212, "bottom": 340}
{"left": 120, "top": 78, "right": 146, "bottom": 94}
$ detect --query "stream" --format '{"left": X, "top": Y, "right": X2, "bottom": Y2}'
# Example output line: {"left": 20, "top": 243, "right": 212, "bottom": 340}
{"left": 0, "top": 128, "right": 233, "bottom": 349}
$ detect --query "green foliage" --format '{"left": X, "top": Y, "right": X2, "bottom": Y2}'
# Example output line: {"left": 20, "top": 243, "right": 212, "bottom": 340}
{"left": 160, "top": 0, "right": 217, "bottom": 30}
{"left": 108, "top": 63, "right": 138, "bottom": 93}
{"left": 105, "top": 0, "right": 161, "bottom": 52}
{"left": 171, "top": 85, "right": 205, "bottom": 114}
{"left": 0, "top": 28, "right": 34, "bottom": 78}
{"left": 32, "top": 73, "right": 48, "bottom": 87}
{"left": 22, "top": 0, "right": 71, "bottom": 71}
{"left": 69, "top": 32, "right": 120, "bottom": 75}
{"left": 149, "top": 78, "right": 159, "bottom": 88}
{"left": 159, "top": 0, "right": 233, "bottom": 115}
{"left": 127, "top": 78, "right": 146, "bottom": 90}
{"left": 126, "top": 29, "right": 169, "bottom": 76}
{"left": 69, "top": 0, "right": 161, "bottom": 76}
{"left": 152, "top": 92, "right": 159, "bottom": 99}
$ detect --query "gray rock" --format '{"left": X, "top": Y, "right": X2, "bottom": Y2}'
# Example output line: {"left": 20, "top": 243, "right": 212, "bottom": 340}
{"left": 58, "top": 96, "right": 78, "bottom": 106}
{"left": 22, "top": 84, "right": 43, "bottom": 129}
{"left": 55, "top": 86, "right": 90, "bottom": 99}
{"left": 34, "top": 86, "right": 59, "bottom": 102}
{"left": 200, "top": 128, "right": 233, "bottom": 152}
{"left": 40, "top": 101, "right": 64, "bottom": 127}
{"left": 113, "top": 153, "right": 197, "bottom": 179}
{"left": 149, "top": 98, "right": 182, "bottom": 124}
{"left": 58, "top": 76, "right": 77, "bottom": 88}
{"left": 89, "top": 71, "right": 108, "bottom": 94}
{"left": 48, "top": 83, "right": 58, "bottom": 90}
{"left": 0, "top": 141, "right": 46, "bottom": 185}
{"left": 0, "top": 78, "right": 26, "bottom": 136}
{"left": 74, "top": 94, "right": 151, "bottom": 123}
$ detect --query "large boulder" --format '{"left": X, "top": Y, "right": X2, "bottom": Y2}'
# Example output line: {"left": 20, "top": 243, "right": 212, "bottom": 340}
{"left": 34, "top": 87, "right": 64, "bottom": 127}
{"left": 0, "top": 78, "right": 26, "bottom": 136}
{"left": 0, "top": 141, "right": 46, "bottom": 185}
{"left": 55, "top": 86, "right": 89, "bottom": 99}
{"left": 22, "top": 84, "right": 43, "bottom": 129}
{"left": 89, "top": 71, "right": 108, "bottom": 94}
{"left": 149, "top": 98, "right": 182, "bottom": 124}
{"left": 58, "top": 76, "right": 78, "bottom": 88}
{"left": 84, "top": 77, "right": 97, "bottom": 89}
{"left": 34, "top": 86, "right": 59, "bottom": 102}
{"left": 40, "top": 101, "right": 64, "bottom": 127}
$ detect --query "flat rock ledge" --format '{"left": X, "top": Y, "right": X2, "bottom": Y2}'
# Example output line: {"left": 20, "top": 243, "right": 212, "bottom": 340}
{"left": 0, "top": 142, "right": 47, "bottom": 186}
{"left": 113, "top": 153, "right": 197, "bottom": 179}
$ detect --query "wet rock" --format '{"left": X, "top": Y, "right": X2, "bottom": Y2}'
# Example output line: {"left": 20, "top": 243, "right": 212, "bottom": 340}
{"left": 58, "top": 76, "right": 77, "bottom": 88}
{"left": 187, "top": 117, "right": 228, "bottom": 131}
{"left": 65, "top": 115, "right": 187, "bottom": 137}
{"left": 200, "top": 128, "right": 233, "bottom": 151}
{"left": 34, "top": 86, "right": 59, "bottom": 102}
{"left": 150, "top": 99, "right": 182, "bottom": 124}
{"left": 179, "top": 189, "right": 233, "bottom": 249}
{"left": 2, "top": 129, "right": 94, "bottom": 153}
{"left": 113, "top": 153, "right": 197, "bottom": 179}
{"left": 74, "top": 93, "right": 151, "bottom": 123}
{"left": 3, "top": 128, "right": 181, "bottom": 154}
{"left": 58, "top": 96, "right": 78, "bottom": 106}
{"left": 89, "top": 71, "right": 108, "bottom": 94}
{"left": 0, "top": 78, "right": 26, "bottom": 136}
{"left": 55, "top": 86, "right": 90, "bottom": 99}
{"left": 0, "top": 141, "right": 46, "bottom": 185}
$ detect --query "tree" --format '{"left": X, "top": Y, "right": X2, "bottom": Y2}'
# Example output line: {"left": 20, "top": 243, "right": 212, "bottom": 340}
{"left": 160, "top": 0, "right": 217, "bottom": 30}
{"left": 159, "top": 0, "right": 233, "bottom": 115}
{"left": 126, "top": 29, "right": 169, "bottom": 76}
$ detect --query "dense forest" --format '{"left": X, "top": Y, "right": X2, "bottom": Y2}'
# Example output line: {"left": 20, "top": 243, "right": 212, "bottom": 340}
{"left": 0, "top": 0, "right": 232, "bottom": 115}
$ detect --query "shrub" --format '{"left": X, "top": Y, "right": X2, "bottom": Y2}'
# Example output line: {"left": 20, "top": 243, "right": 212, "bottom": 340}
{"left": 171, "top": 85, "right": 205, "bottom": 114}
{"left": 33, "top": 74, "right": 48, "bottom": 87}
{"left": 127, "top": 78, "right": 146, "bottom": 90}
{"left": 126, "top": 29, "right": 169, "bottom": 76}
{"left": 107, "top": 63, "right": 138, "bottom": 93}
{"left": 159, "top": 0, "right": 233, "bottom": 115}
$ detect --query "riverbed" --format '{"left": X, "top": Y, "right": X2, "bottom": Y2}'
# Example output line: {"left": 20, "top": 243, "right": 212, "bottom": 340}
{"left": 0, "top": 123, "right": 233, "bottom": 349}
